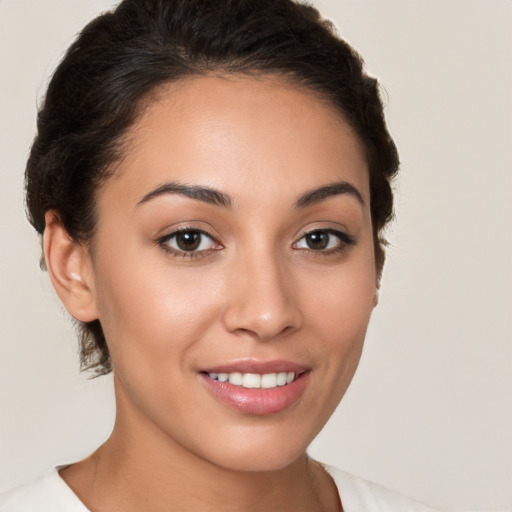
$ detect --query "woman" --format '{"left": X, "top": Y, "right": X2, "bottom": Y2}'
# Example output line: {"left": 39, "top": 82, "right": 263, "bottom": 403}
{"left": 0, "top": 0, "right": 433, "bottom": 510}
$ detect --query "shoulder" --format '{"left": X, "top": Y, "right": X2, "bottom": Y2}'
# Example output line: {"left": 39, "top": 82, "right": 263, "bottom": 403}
{"left": 322, "top": 464, "right": 439, "bottom": 512}
{"left": 0, "top": 469, "right": 89, "bottom": 512}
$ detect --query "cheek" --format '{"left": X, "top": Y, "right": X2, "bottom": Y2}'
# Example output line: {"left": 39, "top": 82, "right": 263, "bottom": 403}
{"left": 296, "top": 248, "right": 376, "bottom": 391}
{"left": 91, "top": 248, "right": 224, "bottom": 370}
{"left": 300, "top": 256, "right": 376, "bottom": 340}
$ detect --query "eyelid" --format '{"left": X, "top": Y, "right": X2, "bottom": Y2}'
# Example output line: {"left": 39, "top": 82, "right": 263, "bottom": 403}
{"left": 157, "top": 225, "right": 223, "bottom": 259}
{"left": 155, "top": 219, "right": 219, "bottom": 239}
{"left": 292, "top": 226, "right": 356, "bottom": 252}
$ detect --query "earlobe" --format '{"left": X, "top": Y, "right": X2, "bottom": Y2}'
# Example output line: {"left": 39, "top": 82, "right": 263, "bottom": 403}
{"left": 43, "top": 211, "right": 99, "bottom": 322}
{"left": 374, "top": 245, "right": 384, "bottom": 307}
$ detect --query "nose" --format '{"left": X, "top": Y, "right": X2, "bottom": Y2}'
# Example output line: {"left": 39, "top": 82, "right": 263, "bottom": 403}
{"left": 221, "top": 251, "right": 302, "bottom": 341}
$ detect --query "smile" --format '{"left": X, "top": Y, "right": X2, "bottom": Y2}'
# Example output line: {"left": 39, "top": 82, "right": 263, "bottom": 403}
{"left": 206, "top": 371, "right": 297, "bottom": 389}
{"left": 199, "top": 362, "right": 310, "bottom": 415}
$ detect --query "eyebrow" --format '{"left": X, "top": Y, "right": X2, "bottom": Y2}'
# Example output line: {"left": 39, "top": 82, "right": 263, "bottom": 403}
{"left": 294, "top": 181, "right": 365, "bottom": 209}
{"left": 137, "top": 179, "right": 364, "bottom": 210}
{"left": 137, "top": 182, "right": 233, "bottom": 208}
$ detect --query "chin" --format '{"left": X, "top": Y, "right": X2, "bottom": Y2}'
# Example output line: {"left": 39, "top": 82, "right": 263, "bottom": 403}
{"left": 195, "top": 424, "right": 316, "bottom": 474}
{"left": 213, "top": 448, "right": 305, "bottom": 474}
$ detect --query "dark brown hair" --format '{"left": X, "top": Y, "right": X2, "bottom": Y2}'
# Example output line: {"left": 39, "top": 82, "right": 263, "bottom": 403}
{"left": 25, "top": 0, "right": 399, "bottom": 376}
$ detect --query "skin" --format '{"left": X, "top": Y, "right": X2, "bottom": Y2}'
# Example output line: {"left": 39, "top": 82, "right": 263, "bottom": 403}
{"left": 45, "top": 74, "right": 378, "bottom": 512}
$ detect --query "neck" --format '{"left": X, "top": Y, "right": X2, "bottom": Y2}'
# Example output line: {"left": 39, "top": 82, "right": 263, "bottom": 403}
{"left": 60, "top": 376, "right": 341, "bottom": 512}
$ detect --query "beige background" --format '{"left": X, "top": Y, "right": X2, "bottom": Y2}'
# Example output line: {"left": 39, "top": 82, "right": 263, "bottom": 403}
{"left": 0, "top": 1, "right": 510, "bottom": 510}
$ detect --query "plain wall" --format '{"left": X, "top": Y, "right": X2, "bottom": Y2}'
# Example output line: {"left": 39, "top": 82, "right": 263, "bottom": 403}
{"left": 0, "top": 1, "right": 510, "bottom": 510}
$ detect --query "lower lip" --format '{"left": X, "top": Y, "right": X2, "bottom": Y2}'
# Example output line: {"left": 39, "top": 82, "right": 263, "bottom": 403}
{"left": 200, "top": 372, "right": 310, "bottom": 415}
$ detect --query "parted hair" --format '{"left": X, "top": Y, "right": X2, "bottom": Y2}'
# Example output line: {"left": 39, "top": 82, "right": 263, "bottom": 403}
{"left": 25, "top": 0, "right": 399, "bottom": 376}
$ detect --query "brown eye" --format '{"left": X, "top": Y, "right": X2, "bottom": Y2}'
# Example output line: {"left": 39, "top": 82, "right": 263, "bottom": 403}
{"left": 304, "top": 231, "right": 330, "bottom": 250}
{"left": 175, "top": 231, "right": 202, "bottom": 251}
{"left": 161, "top": 229, "right": 218, "bottom": 254}
{"left": 294, "top": 228, "right": 356, "bottom": 253}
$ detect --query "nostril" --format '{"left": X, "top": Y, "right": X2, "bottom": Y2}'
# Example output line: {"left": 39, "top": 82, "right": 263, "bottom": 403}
{"left": 228, "top": 318, "right": 300, "bottom": 342}
{"left": 221, "top": 263, "right": 303, "bottom": 340}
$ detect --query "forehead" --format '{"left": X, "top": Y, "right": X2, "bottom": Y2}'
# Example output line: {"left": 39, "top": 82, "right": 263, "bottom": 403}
{"left": 104, "top": 74, "right": 369, "bottom": 208}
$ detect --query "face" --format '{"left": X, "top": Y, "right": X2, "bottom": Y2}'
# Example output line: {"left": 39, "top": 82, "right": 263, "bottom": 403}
{"left": 84, "top": 75, "right": 377, "bottom": 472}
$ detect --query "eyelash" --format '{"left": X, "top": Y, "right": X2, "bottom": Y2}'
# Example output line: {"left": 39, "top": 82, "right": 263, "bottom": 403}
{"left": 157, "top": 227, "right": 355, "bottom": 260}
{"left": 158, "top": 228, "right": 222, "bottom": 259}
{"left": 293, "top": 228, "right": 356, "bottom": 255}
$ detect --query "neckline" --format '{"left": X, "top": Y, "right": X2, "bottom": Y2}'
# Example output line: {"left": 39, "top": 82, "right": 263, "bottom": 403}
{"left": 53, "top": 466, "right": 91, "bottom": 511}
{"left": 51, "top": 462, "right": 346, "bottom": 512}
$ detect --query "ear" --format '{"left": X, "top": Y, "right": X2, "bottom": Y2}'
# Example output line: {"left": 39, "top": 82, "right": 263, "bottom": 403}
{"left": 373, "top": 286, "right": 380, "bottom": 307}
{"left": 373, "top": 240, "right": 385, "bottom": 307}
{"left": 43, "top": 211, "right": 99, "bottom": 322}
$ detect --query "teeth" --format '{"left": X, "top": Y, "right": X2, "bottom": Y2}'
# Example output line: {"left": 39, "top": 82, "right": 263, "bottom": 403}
{"left": 261, "top": 373, "right": 277, "bottom": 389}
{"left": 276, "top": 372, "right": 287, "bottom": 386}
{"left": 228, "top": 372, "right": 243, "bottom": 386}
{"left": 242, "top": 373, "right": 261, "bottom": 388}
{"left": 208, "top": 371, "right": 298, "bottom": 389}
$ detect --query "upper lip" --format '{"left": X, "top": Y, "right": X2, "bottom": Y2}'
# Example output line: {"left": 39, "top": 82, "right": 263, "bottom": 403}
{"left": 200, "top": 359, "right": 309, "bottom": 375}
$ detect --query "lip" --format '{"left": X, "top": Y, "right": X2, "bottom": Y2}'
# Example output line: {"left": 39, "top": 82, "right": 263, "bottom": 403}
{"left": 198, "top": 359, "right": 311, "bottom": 415}
{"left": 201, "top": 359, "right": 308, "bottom": 375}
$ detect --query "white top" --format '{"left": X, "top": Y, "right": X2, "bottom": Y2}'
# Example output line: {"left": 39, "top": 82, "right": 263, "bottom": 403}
{"left": 0, "top": 464, "right": 434, "bottom": 512}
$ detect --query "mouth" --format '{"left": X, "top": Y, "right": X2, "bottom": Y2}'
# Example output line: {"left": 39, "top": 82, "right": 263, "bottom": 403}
{"left": 199, "top": 361, "right": 310, "bottom": 415}
{"left": 204, "top": 371, "right": 299, "bottom": 389}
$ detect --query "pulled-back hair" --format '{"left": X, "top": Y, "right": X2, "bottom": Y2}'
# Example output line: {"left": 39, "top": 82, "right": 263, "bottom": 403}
{"left": 25, "top": 0, "right": 399, "bottom": 376}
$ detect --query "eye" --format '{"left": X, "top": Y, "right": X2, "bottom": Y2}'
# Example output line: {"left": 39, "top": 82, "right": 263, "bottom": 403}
{"left": 294, "top": 229, "right": 355, "bottom": 252}
{"left": 159, "top": 228, "right": 220, "bottom": 257}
